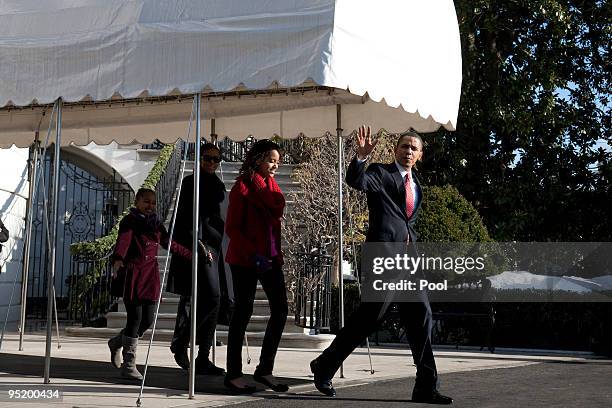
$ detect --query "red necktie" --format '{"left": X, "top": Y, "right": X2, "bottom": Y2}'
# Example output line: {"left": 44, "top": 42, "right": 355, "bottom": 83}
{"left": 405, "top": 172, "right": 414, "bottom": 219}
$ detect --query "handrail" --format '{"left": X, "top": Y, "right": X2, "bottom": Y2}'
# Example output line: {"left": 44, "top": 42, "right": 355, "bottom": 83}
{"left": 68, "top": 250, "right": 114, "bottom": 324}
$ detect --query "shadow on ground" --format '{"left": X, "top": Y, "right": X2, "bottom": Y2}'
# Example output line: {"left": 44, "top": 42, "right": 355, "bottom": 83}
{"left": 0, "top": 352, "right": 308, "bottom": 395}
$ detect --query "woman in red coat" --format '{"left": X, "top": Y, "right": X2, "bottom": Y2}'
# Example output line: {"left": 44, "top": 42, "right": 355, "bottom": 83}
{"left": 224, "top": 140, "right": 289, "bottom": 393}
{"left": 107, "top": 188, "right": 191, "bottom": 380}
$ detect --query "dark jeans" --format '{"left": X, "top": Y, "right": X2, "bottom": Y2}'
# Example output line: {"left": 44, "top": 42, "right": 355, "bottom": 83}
{"left": 124, "top": 300, "right": 155, "bottom": 338}
{"left": 226, "top": 263, "right": 288, "bottom": 379}
{"left": 318, "top": 299, "right": 438, "bottom": 390}
{"left": 171, "top": 248, "right": 221, "bottom": 356}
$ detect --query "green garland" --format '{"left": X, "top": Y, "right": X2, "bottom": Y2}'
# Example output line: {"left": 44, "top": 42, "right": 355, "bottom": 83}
{"left": 69, "top": 143, "right": 176, "bottom": 320}
{"left": 70, "top": 143, "right": 176, "bottom": 258}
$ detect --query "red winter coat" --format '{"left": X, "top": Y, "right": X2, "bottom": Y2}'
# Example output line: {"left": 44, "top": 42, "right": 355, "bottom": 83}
{"left": 112, "top": 210, "right": 191, "bottom": 302}
{"left": 225, "top": 174, "right": 285, "bottom": 267}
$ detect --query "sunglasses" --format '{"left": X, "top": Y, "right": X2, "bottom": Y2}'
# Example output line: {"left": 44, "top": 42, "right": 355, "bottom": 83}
{"left": 202, "top": 155, "right": 221, "bottom": 163}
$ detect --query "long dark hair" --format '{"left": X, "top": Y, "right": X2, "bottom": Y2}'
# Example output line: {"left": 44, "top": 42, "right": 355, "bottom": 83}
{"left": 238, "top": 139, "right": 282, "bottom": 178}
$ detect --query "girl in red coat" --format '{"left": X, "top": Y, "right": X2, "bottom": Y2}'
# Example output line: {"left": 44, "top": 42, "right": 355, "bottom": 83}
{"left": 107, "top": 188, "right": 191, "bottom": 380}
{"left": 224, "top": 140, "right": 289, "bottom": 393}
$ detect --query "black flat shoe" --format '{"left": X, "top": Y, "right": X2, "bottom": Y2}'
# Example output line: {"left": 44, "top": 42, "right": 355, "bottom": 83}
{"left": 412, "top": 388, "right": 453, "bottom": 405}
{"left": 195, "top": 358, "right": 226, "bottom": 376}
{"left": 310, "top": 358, "right": 336, "bottom": 397}
{"left": 224, "top": 377, "right": 257, "bottom": 394}
{"left": 172, "top": 349, "right": 190, "bottom": 371}
{"left": 253, "top": 374, "right": 289, "bottom": 392}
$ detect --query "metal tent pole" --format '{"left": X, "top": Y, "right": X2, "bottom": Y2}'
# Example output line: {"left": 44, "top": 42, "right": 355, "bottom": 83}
{"left": 210, "top": 117, "right": 216, "bottom": 365}
{"left": 44, "top": 98, "right": 62, "bottom": 383}
{"left": 18, "top": 135, "right": 40, "bottom": 350}
{"left": 336, "top": 104, "right": 345, "bottom": 378}
{"left": 37, "top": 152, "right": 62, "bottom": 351}
{"left": 348, "top": 206, "right": 374, "bottom": 374}
{"left": 210, "top": 118, "right": 218, "bottom": 146}
{"left": 136, "top": 100, "right": 196, "bottom": 408}
{"left": 189, "top": 93, "right": 202, "bottom": 399}
{"left": 0, "top": 237, "right": 20, "bottom": 350}
{"left": 20, "top": 105, "right": 59, "bottom": 351}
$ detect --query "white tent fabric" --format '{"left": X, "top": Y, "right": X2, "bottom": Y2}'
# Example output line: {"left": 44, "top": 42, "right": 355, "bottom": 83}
{"left": 0, "top": 0, "right": 462, "bottom": 147}
{"left": 0, "top": 89, "right": 453, "bottom": 146}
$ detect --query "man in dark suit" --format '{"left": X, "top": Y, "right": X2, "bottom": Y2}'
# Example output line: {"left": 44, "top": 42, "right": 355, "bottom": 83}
{"left": 310, "top": 125, "right": 452, "bottom": 404}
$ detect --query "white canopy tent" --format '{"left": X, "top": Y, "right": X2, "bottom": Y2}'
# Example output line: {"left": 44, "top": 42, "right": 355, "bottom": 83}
{"left": 0, "top": 0, "right": 462, "bottom": 400}
{"left": 0, "top": 0, "right": 460, "bottom": 145}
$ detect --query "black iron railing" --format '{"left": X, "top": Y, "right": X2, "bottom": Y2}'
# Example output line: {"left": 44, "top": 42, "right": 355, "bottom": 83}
{"left": 68, "top": 251, "right": 114, "bottom": 325}
{"left": 141, "top": 139, "right": 166, "bottom": 150}
{"left": 294, "top": 250, "right": 333, "bottom": 332}
{"left": 155, "top": 144, "right": 183, "bottom": 223}
{"left": 217, "top": 136, "right": 256, "bottom": 162}
{"left": 186, "top": 136, "right": 305, "bottom": 164}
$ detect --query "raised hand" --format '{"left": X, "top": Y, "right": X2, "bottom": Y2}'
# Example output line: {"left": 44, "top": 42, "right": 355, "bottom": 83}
{"left": 356, "top": 125, "right": 377, "bottom": 159}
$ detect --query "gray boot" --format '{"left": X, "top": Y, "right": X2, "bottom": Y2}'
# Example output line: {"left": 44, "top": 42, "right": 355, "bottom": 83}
{"left": 108, "top": 330, "right": 123, "bottom": 368}
{"left": 120, "top": 335, "right": 143, "bottom": 380}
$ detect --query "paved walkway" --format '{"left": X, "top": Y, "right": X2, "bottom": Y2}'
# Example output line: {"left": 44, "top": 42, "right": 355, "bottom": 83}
{"left": 231, "top": 361, "right": 612, "bottom": 408}
{"left": 0, "top": 333, "right": 608, "bottom": 407}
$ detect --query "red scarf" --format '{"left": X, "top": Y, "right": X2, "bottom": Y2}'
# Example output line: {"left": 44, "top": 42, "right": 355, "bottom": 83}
{"left": 245, "top": 173, "right": 285, "bottom": 220}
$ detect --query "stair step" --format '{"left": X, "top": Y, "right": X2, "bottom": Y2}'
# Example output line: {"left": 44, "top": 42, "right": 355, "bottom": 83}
{"left": 65, "top": 326, "right": 335, "bottom": 349}
{"left": 180, "top": 171, "right": 300, "bottom": 191}
{"left": 118, "top": 298, "right": 273, "bottom": 315}
{"left": 106, "top": 312, "right": 304, "bottom": 333}
{"left": 182, "top": 160, "right": 295, "bottom": 173}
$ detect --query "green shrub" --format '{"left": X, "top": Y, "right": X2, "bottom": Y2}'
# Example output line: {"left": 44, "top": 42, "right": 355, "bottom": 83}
{"left": 416, "top": 185, "right": 491, "bottom": 243}
{"left": 330, "top": 282, "right": 360, "bottom": 334}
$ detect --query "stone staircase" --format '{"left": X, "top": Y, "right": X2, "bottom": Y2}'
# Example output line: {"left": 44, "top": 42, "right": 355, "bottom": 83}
{"left": 66, "top": 159, "right": 334, "bottom": 349}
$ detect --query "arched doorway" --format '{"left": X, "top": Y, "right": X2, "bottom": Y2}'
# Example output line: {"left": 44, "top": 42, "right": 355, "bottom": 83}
{"left": 26, "top": 146, "right": 134, "bottom": 324}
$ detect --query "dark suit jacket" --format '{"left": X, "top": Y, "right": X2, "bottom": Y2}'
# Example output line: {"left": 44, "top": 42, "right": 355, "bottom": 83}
{"left": 346, "top": 157, "right": 422, "bottom": 243}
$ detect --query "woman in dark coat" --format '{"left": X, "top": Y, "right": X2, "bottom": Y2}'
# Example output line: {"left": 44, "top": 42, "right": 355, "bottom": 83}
{"left": 108, "top": 188, "right": 191, "bottom": 380}
{"left": 224, "top": 140, "right": 289, "bottom": 393}
{"left": 0, "top": 218, "right": 8, "bottom": 273}
{"left": 165, "top": 143, "right": 229, "bottom": 375}
{"left": 0, "top": 218, "right": 8, "bottom": 243}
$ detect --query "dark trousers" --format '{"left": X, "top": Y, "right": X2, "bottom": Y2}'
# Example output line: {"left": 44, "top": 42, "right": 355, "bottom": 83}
{"left": 319, "top": 299, "right": 438, "bottom": 390}
{"left": 171, "top": 249, "right": 221, "bottom": 356}
{"left": 226, "top": 264, "right": 288, "bottom": 379}
{"left": 124, "top": 300, "right": 155, "bottom": 338}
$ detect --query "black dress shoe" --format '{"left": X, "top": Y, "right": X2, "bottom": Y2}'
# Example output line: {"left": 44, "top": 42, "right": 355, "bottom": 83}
{"left": 310, "top": 359, "right": 336, "bottom": 397}
{"left": 253, "top": 374, "right": 289, "bottom": 392}
{"left": 172, "top": 349, "right": 190, "bottom": 371}
{"left": 195, "top": 358, "right": 226, "bottom": 375}
{"left": 412, "top": 389, "right": 453, "bottom": 405}
{"left": 224, "top": 377, "right": 257, "bottom": 394}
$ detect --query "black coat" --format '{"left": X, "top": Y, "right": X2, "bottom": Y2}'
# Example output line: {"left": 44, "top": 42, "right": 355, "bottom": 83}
{"left": 0, "top": 218, "right": 8, "bottom": 259}
{"left": 166, "top": 172, "right": 227, "bottom": 296}
{"left": 0, "top": 219, "right": 8, "bottom": 243}
{"left": 345, "top": 158, "right": 422, "bottom": 243}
